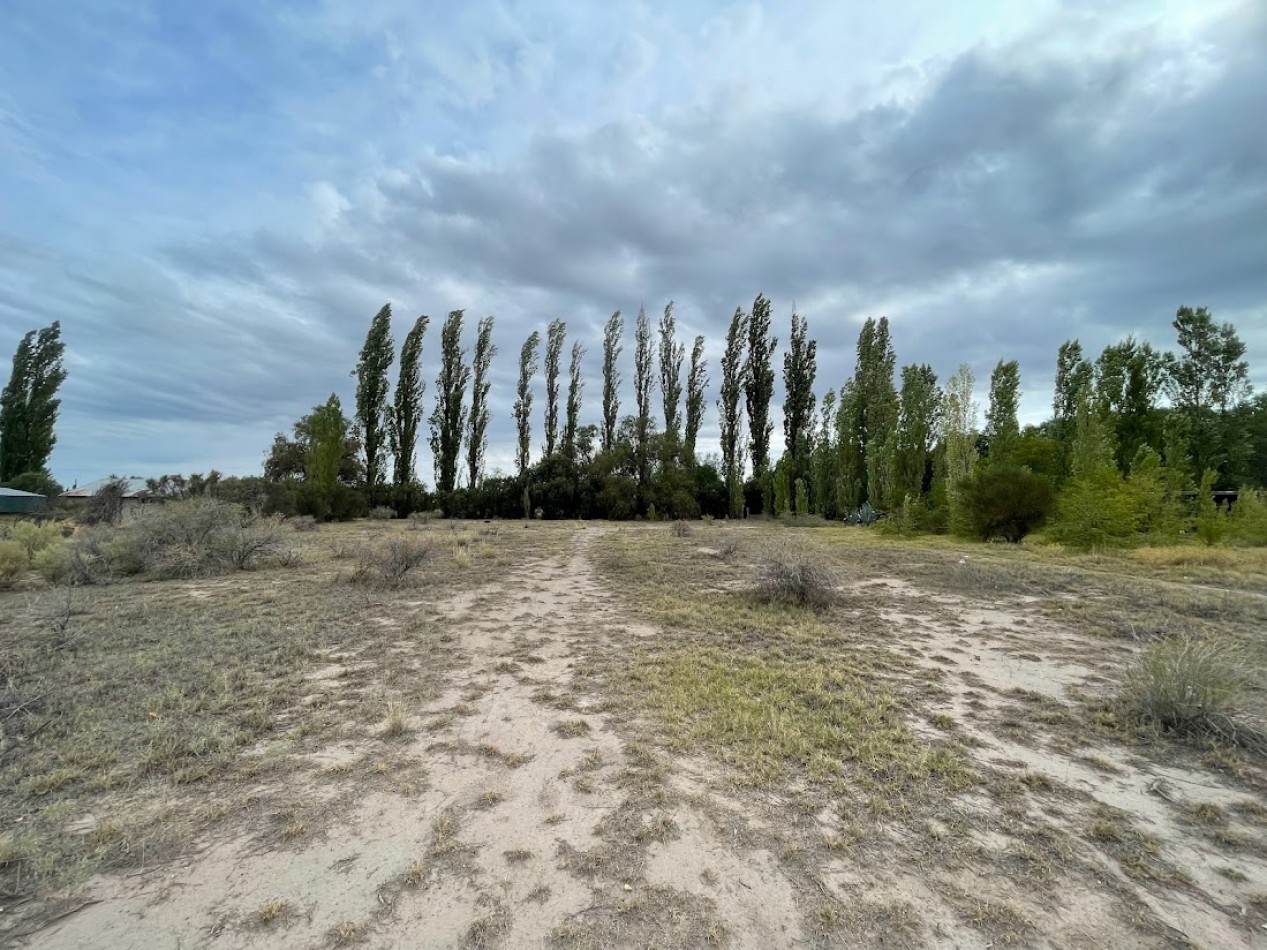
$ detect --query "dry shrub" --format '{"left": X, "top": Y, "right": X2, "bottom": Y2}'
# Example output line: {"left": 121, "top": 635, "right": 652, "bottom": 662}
{"left": 64, "top": 500, "right": 283, "bottom": 581}
{"left": 714, "top": 534, "right": 741, "bottom": 560}
{"left": 1123, "top": 637, "right": 1258, "bottom": 746}
{"left": 670, "top": 520, "right": 692, "bottom": 538}
{"left": 351, "top": 538, "right": 432, "bottom": 588}
{"left": 0, "top": 540, "right": 25, "bottom": 588}
{"left": 755, "top": 542, "right": 838, "bottom": 609}
{"left": 289, "top": 515, "right": 318, "bottom": 532}
{"left": 369, "top": 506, "right": 396, "bottom": 520}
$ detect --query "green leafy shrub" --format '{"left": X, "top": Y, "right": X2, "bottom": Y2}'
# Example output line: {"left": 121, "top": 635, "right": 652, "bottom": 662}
{"left": 1230, "top": 489, "right": 1267, "bottom": 546}
{"left": 1050, "top": 468, "right": 1141, "bottom": 549}
{"left": 1194, "top": 471, "right": 1228, "bottom": 546}
{"left": 1, "top": 520, "right": 63, "bottom": 558}
{"left": 958, "top": 464, "right": 1054, "bottom": 543}
{"left": 0, "top": 540, "right": 27, "bottom": 587}
{"left": 1123, "top": 637, "right": 1250, "bottom": 743}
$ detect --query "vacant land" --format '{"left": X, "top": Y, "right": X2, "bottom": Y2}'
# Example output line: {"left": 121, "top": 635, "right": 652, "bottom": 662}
{"left": 2, "top": 519, "right": 1266, "bottom": 949}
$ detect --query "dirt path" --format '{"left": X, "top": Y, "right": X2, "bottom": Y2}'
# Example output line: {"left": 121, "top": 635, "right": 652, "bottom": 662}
{"left": 30, "top": 528, "right": 805, "bottom": 950}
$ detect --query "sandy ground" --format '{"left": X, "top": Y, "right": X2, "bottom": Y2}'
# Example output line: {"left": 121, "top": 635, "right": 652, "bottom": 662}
{"left": 19, "top": 527, "right": 1267, "bottom": 949}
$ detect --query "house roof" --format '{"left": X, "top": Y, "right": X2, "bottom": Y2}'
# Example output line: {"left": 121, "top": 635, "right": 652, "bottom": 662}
{"left": 60, "top": 477, "right": 152, "bottom": 499}
{"left": 0, "top": 486, "right": 46, "bottom": 498}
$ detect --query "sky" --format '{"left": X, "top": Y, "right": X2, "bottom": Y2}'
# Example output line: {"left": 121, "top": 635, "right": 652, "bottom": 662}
{"left": 1, "top": 0, "right": 1264, "bottom": 487}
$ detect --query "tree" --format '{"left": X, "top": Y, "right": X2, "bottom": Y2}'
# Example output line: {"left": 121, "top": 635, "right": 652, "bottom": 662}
{"left": 984, "top": 359, "right": 1021, "bottom": 465}
{"left": 543, "top": 319, "right": 566, "bottom": 458}
{"left": 429, "top": 311, "right": 470, "bottom": 495}
{"left": 718, "top": 308, "right": 748, "bottom": 517}
{"left": 1168, "top": 306, "right": 1252, "bottom": 485}
{"left": 1052, "top": 340, "right": 1093, "bottom": 479}
{"left": 942, "top": 362, "right": 978, "bottom": 532}
{"left": 354, "top": 304, "right": 395, "bottom": 492}
{"left": 307, "top": 394, "right": 350, "bottom": 512}
{"left": 391, "top": 314, "right": 429, "bottom": 488}
{"left": 1095, "top": 336, "right": 1166, "bottom": 472}
{"left": 466, "top": 316, "right": 496, "bottom": 488}
{"left": 658, "top": 301, "right": 684, "bottom": 446}
{"left": 744, "top": 294, "right": 778, "bottom": 476}
{"left": 958, "top": 464, "right": 1055, "bottom": 542}
{"left": 633, "top": 306, "right": 655, "bottom": 490}
{"left": 812, "top": 389, "right": 838, "bottom": 516}
{"left": 0, "top": 321, "right": 67, "bottom": 482}
{"left": 684, "top": 335, "right": 707, "bottom": 464}
{"left": 1068, "top": 390, "right": 1117, "bottom": 480}
{"left": 895, "top": 364, "right": 940, "bottom": 501}
{"left": 514, "top": 331, "right": 541, "bottom": 484}
{"left": 781, "top": 311, "right": 817, "bottom": 486}
{"left": 836, "top": 317, "right": 897, "bottom": 509}
{"left": 601, "top": 311, "right": 623, "bottom": 452}
{"left": 265, "top": 409, "right": 362, "bottom": 485}
{"left": 564, "top": 340, "right": 585, "bottom": 460}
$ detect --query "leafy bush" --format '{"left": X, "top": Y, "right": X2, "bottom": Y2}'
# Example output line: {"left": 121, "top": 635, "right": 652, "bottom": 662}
{"left": 0, "top": 520, "right": 63, "bottom": 558}
{"left": 0, "top": 540, "right": 26, "bottom": 587}
{"left": 351, "top": 539, "right": 432, "bottom": 588}
{"left": 1049, "top": 468, "right": 1139, "bottom": 549}
{"left": 1230, "top": 489, "right": 1267, "bottom": 546}
{"left": 1123, "top": 637, "right": 1250, "bottom": 743}
{"left": 755, "top": 543, "right": 837, "bottom": 609}
{"left": 2, "top": 470, "right": 63, "bottom": 497}
{"left": 958, "top": 464, "right": 1055, "bottom": 542}
{"left": 31, "top": 544, "right": 70, "bottom": 583}
{"left": 369, "top": 506, "right": 396, "bottom": 520}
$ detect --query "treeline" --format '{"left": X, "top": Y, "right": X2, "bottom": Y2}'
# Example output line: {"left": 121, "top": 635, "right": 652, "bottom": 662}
{"left": 239, "top": 298, "right": 1266, "bottom": 546}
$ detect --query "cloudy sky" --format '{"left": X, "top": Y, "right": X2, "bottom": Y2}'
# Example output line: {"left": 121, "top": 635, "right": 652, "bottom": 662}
{"left": 1, "top": 0, "right": 1264, "bottom": 486}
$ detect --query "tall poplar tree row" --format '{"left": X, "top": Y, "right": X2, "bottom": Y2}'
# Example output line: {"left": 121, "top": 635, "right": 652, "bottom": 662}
{"left": 429, "top": 310, "right": 469, "bottom": 495}
{"left": 514, "top": 331, "right": 541, "bottom": 516}
{"left": 390, "top": 314, "right": 428, "bottom": 490}
{"left": 781, "top": 311, "right": 817, "bottom": 492}
{"left": 632, "top": 306, "right": 655, "bottom": 490}
{"left": 684, "top": 335, "right": 708, "bottom": 464}
{"left": 564, "top": 340, "right": 585, "bottom": 460}
{"left": 466, "top": 316, "right": 496, "bottom": 488}
{"left": 744, "top": 293, "right": 777, "bottom": 477}
{"left": 718, "top": 308, "right": 748, "bottom": 517}
{"left": 543, "top": 319, "right": 566, "bottom": 458}
{"left": 601, "top": 311, "right": 623, "bottom": 452}
{"left": 354, "top": 304, "right": 394, "bottom": 497}
{"left": 658, "top": 301, "right": 684, "bottom": 448}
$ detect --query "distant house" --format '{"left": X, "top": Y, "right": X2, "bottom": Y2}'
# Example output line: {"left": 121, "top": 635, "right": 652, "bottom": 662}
{"left": 0, "top": 486, "right": 48, "bottom": 515}
{"left": 59, "top": 477, "right": 159, "bottom": 522}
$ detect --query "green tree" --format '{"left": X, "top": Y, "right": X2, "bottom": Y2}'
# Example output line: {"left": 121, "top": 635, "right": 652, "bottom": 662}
{"left": 959, "top": 464, "right": 1055, "bottom": 542}
{"left": 466, "top": 316, "right": 496, "bottom": 488}
{"left": 718, "top": 308, "right": 748, "bottom": 517}
{"left": 633, "top": 306, "right": 655, "bottom": 492}
{"left": 744, "top": 293, "right": 778, "bottom": 476}
{"left": 1168, "top": 306, "right": 1252, "bottom": 485}
{"left": 1052, "top": 340, "right": 1093, "bottom": 479}
{"left": 543, "top": 319, "right": 566, "bottom": 458}
{"left": 429, "top": 311, "right": 470, "bottom": 495}
{"left": 306, "top": 394, "right": 350, "bottom": 514}
{"left": 0, "top": 321, "right": 67, "bottom": 482}
{"left": 658, "top": 301, "right": 684, "bottom": 447}
{"left": 942, "top": 363, "right": 978, "bottom": 532}
{"left": 354, "top": 304, "right": 395, "bottom": 492}
{"left": 781, "top": 311, "right": 817, "bottom": 487}
{"left": 1094, "top": 336, "right": 1166, "bottom": 471}
{"left": 984, "top": 359, "right": 1021, "bottom": 465}
{"left": 514, "top": 331, "right": 541, "bottom": 484}
{"left": 390, "top": 314, "right": 428, "bottom": 489}
{"left": 601, "top": 311, "right": 623, "bottom": 452}
{"left": 837, "top": 317, "right": 897, "bottom": 509}
{"left": 812, "top": 389, "right": 838, "bottom": 516}
{"left": 894, "top": 364, "right": 940, "bottom": 502}
{"left": 684, "top": 335, "right": 708, "bottom": 465}
{"left": 564, "top": 340, "right": 586, "bottom": 460}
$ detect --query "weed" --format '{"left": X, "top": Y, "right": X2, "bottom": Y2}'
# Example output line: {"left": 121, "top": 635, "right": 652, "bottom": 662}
{"left": 351, "top": 539, "right": 432, "bottom": 588}
{"left": 670, "top": 520, "right": 692, "bottom": 538}
{"left": 754, "top": 542, "right": 837, "bottom": 609}
{"left": 256, "top": 897, "right": 291, "bottom": 924}
{"left": 383, "top": 699, "right": 408, "bottom": 737}
{"left": 1122, "top": 636, "right": 1255, "bottom": 745}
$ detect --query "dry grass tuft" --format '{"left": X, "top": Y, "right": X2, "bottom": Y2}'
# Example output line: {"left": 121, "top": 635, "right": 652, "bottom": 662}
{"left": 670, "top": 520, "right": 692, "bottom": 538}
{"left": 754, "top": 542, "right": 838, "bottom": 609}
{"left": 383, "top": 699, "right": 408, "bottom": 737}
{"left": 350, "top": 539, "right": 432, "bottom": 588}
{"left": 256, "top": 897, "right": 291, "bottom": 924}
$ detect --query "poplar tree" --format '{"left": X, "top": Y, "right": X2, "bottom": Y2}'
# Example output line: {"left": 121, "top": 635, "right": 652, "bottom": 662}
{"left": 1053, "top": 340, "right": 1093, "bottom": 479}
{"left": 354, "top": 304, "right": 395, "bottom": 492}
{"left": 718, "top": 308, "right": 748, "bottom": 516}
{"left": 306, "top": 394, "right": 349, "bottom": 517}
{"left": 744, "top": 293, "right": 777, "bottom": 476}
{"left": 564, "top": 340, "right": 585, "bottom": 460}
{"left": 601, "top": 311, "right": 623, "bottom": 451}
{"left": 984, "top": 359, "right": 1021, "bottom": 465}
{"left": 390, "top": 314, "right": 429, "bottom": 488}
{"left": 658, "top": 301, "right": 684, "bottom": 445}
{"left": 781, "top": 311, "right": 817, "bottom": 485}
{"left": 0, "top": 321, "right": 67, "bottom": 482}
{"left": 543, "top": 319, "right": 566, "bottom": 457}
{"left": 466, "top": 316, "right": 496, "bottom": 488}
{"left": 894, "top": 364, "right": 940, "bottom": 501}
{"left": 428, "top": 311, "right": 470, "bottom": 495}
{"left": 837, "top": 317, "right": 897, "bottom": 508}
{"left": 942, "top": 363, "right": 979, "bottom": 532}
{"left": 684, "top": 335, "right": 707, "bottom": 464}
{"left": 633, "top": 306, "right": 655, "bottom": 488}
{"left": 514, "top": 331, "right": 541, "bottom": 482}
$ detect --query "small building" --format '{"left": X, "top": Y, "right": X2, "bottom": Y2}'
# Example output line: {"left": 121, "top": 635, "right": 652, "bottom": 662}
{"left": 59, "top": 477, "right": 159, "bottom": 522}
{"left": 0, "top": 485, "right": 49, "bottom": 515}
